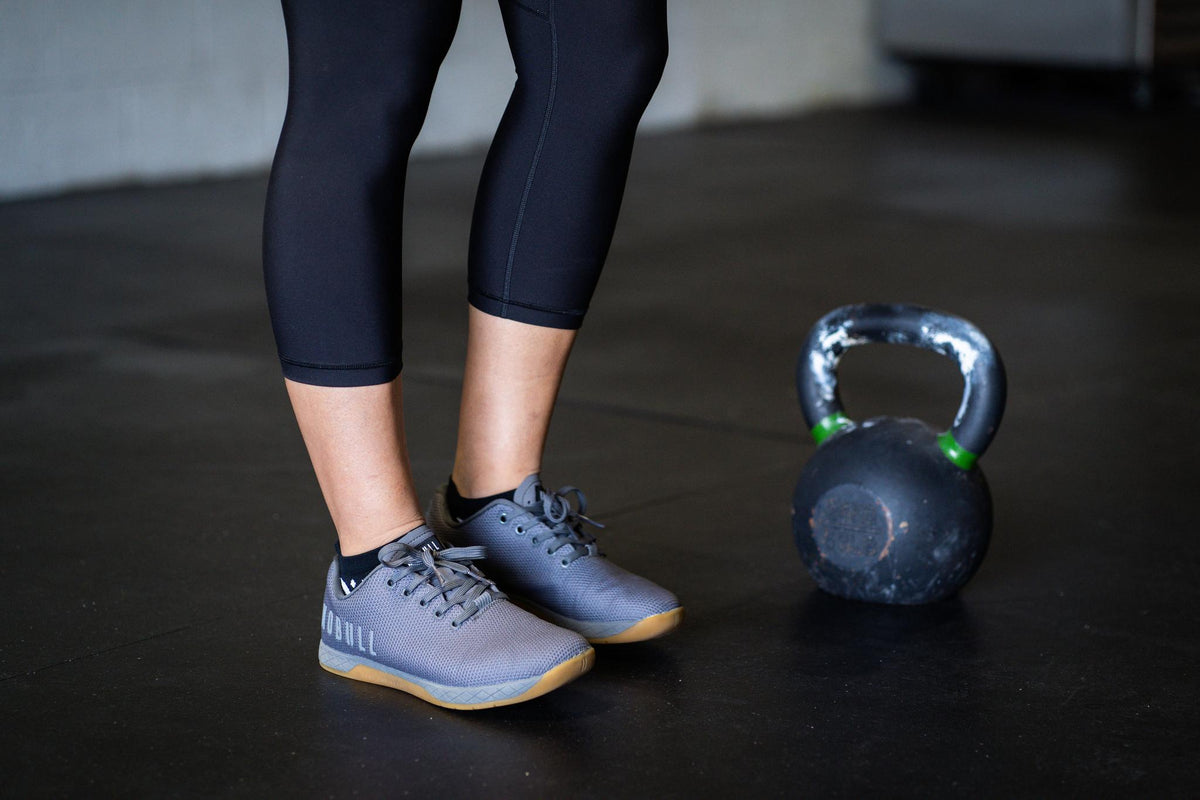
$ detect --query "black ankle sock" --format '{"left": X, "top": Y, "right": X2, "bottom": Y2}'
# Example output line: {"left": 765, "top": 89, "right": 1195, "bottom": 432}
{"left": 446, "top": 477, "right": 516, "bottom": 522}
{"left": 337, "top": 523, "right": 434, "bottom": 594}
{"left": 336, "top": 540, "right": 386, "bottom": 595}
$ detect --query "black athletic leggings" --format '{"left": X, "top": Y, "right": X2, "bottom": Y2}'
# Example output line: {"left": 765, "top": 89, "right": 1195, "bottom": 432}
{"left": 263, "top": 0, "right": 668, "bottom": 387}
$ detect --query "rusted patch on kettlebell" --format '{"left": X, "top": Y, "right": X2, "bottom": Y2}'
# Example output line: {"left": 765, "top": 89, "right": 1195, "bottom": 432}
{"left": 810, "top": 484, "right": 895, "bottom": 571}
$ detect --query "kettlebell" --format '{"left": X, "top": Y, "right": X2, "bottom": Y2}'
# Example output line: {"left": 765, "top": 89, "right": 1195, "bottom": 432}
{"left": 793, "top": 303, "right": 1007, "bottom": 604}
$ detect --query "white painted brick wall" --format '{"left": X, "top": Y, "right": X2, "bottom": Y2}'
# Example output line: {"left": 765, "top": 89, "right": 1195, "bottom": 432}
{"left": 0, "top": 0, "right": 902, "bottom": 199}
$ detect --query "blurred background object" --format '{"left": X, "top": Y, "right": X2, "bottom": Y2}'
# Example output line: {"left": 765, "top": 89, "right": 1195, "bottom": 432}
{"left": 880, "top": 0, "right": 1160, "bottom": 67}
{"left": 879, "top": 0, "right": 1200, "bottom": 109}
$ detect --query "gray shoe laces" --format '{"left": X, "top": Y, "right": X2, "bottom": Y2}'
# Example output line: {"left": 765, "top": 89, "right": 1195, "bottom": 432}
{"left": 379, "top": 540, "right": 503, "bottom": 627}
{"left": 529, "top": 486, "right": 606, "bottom": 567}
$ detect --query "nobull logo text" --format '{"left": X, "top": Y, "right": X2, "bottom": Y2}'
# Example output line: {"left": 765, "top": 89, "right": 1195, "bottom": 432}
{"left": 322, "top": 604, "right": 378, "bottom": 656}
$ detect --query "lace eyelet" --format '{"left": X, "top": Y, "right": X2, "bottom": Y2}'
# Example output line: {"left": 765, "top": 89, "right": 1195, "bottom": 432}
{"left": 451, "top": 621, "right": 460, "bottom": 629}
{"left": 499, "top": 513, "right": 508, "bottom": 524}
{"left": 515, "top": 526, "right": 524, "bottom": 535}
{"left": 560, "top": 559, "right": 569, "bottom": 567}
{"left": 545, "top": 549, "right": 553, "bottom": 555}
{"left": 402, "top": 589, "right": 411, "bottom": 597}
{"left": 419, "top": 600, "right": 427, "bottom": 607}
{"left": 434, "top": 610, "right": 443, "bottom": 618}
{"left": 386, "top": 579, "right": 394, "bottom": 586}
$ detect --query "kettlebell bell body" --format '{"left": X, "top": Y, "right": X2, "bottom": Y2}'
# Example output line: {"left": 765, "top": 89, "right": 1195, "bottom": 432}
{"left": 793, "top": 304, "right": 1006, "bottom": 605}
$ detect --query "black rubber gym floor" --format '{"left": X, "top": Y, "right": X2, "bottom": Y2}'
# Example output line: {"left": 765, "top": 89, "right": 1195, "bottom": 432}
{"left": 2, "top": 105, "right": 1198, "bottom": 796}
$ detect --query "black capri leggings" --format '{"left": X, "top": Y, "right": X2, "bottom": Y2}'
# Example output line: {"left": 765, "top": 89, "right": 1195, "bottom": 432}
{"left": 262, "top": 0, "right": 669, "bottom": 387}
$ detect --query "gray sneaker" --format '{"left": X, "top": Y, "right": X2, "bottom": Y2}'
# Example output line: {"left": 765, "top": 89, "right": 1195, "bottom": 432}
{"left": 428, "top": 475, "right": 683, "bottom": 644}
{"left": 318, "top": 524, "right": 594, "bottom": 710}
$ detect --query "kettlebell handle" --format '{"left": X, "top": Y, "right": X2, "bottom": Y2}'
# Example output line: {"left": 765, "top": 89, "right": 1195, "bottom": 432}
{"left": 797, "top": 303, "right": 1007, "bottom": 469}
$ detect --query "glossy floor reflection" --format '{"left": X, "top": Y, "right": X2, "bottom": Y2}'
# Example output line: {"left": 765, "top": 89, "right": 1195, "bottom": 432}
{"left": 2, "top": 105, "right": 1198, "bottom": 795}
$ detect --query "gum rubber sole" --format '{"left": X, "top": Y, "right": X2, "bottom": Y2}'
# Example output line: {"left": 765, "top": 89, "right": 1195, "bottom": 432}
{"left": 588, "top": 607, "right": 684, "bottom": 644}
{"left": 319, "top": 647, "right": 595, "bottom": 710}
{"left": 508, "top": 596, "right": 685, "bottom": 644}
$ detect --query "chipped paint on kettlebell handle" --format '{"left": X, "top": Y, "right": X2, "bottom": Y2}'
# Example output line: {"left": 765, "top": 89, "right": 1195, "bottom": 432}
{"left": 921, "top": 323, "right": 981, "bottom": 376}
{"left": 803, "top": 306, "right": 1002, "bottom": 439}
{"left": 917, "top": 311, "right": 998, "bottom": 430}
{"left": 809, "top": 317, "right": 868, "bottom": 403}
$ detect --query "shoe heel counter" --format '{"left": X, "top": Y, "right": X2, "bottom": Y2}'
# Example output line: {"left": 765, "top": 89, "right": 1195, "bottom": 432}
{"left": 319, "top": 559, "right": 339, "bottom": 643}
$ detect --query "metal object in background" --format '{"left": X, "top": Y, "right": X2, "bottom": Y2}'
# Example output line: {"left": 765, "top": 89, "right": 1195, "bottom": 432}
{"left": 877, "top": 0, "right": 1164, "bottom": 68}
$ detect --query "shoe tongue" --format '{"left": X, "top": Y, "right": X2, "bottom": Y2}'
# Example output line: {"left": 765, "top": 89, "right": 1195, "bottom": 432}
{"left": 513, "top": 473, "right": 544, "bottom": 508}
{"left": 395, "top": 524, "right": 441, "bottom": 552}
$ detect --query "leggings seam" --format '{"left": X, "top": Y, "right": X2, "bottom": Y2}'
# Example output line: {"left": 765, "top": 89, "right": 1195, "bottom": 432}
{"left": 471, "top": 286, "right": 586, "bottom": 317}
{"left": 502, "top": 0, "right": 550, "bottom": 21}
{"left": 279, "top": 355, "right": 399, "bottom": 371}
{"left": 501, "top": 0, "right": 558, "bottom": 316}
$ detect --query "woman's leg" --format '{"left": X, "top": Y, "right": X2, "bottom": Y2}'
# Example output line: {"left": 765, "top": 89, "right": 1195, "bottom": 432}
{"left": 453, "top": 0, "right": 669, "bottom": 497}
{"left": 263, "top": 0, "right": 459, "bottom": 553}
{"left": 286, "top": 378, "right": 422, "bottom": 556}
{"left": 451, "top": 308, "right": 576, "bottom": 498}
{"left": 433, "top": 1, "right": 682, "bottom": 645}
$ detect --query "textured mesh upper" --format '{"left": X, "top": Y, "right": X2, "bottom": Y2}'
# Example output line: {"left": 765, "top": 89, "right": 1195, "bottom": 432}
{"left": 320, "top": 526, "right": 590, "bottom": 687}
{"left": 429, "top": 476, "right": 679, "bottom": 623}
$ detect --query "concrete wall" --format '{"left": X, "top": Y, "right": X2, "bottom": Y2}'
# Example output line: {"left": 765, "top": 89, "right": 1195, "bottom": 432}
{"left": 0, "top": 0, "right": 904, "bottom": 200}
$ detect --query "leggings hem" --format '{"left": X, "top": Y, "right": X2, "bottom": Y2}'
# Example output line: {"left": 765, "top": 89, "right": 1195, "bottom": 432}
{"left": 279, "top": 358, "right": 402, "bottom": 387}
{"left": 468, "top": 290, "right": 584, "bottom": 330}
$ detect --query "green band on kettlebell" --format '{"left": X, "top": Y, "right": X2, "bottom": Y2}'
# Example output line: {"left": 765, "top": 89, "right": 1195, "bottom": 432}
{"left": 811, "top": 412, "right": 852, "bottom": 445}
{"left": 938, "top": 431, "right": 978, "bottom": 470}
